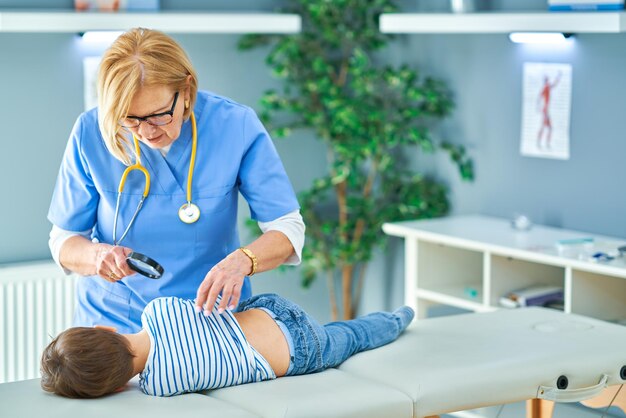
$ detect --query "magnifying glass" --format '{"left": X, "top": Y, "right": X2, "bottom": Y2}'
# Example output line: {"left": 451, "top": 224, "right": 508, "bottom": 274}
{"left": 126, "top": 252, "right": 164, "bottom": 279}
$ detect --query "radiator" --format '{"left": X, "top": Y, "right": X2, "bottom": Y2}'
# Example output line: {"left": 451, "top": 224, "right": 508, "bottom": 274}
{"left": 0, "top": 261, "right": 77, "bottom": 384}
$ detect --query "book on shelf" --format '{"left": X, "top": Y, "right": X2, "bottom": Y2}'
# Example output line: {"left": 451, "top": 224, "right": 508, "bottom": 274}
{"left": 548, "top": 0, "right": 624, "bottom": 11}
{"left": 499, "top": 286, "right": 564, "bottom": 309}
{"left": 74, "top": 0, "right": 159, "bottom": 11}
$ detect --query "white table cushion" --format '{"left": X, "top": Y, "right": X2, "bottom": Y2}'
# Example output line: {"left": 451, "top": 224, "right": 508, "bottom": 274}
{"left": 203, "top": 368, "right": 414, "bottom": 418}
{"left": 338, "top": 307, "right": 626, "bottom": 418}
{"left": 2, "top": 307, "right": 624, "bottom": 418}
{"left": 0, "top": 376, "right": 262, "bottom": 418}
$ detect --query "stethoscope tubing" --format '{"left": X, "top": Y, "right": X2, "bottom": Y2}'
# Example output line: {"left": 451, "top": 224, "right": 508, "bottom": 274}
{"left": 113, "top": 195, "right": 146, "bottom": 246}
{"left": 185, "top": 108, "right": 198, "bottom": 205}
{"left": 112, "top": 112, "right": 198, "bottom": 247}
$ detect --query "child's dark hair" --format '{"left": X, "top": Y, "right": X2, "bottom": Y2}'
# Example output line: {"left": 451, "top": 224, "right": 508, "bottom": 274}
{"left": 40, "top": 327, "right": 135, "bottom": 398}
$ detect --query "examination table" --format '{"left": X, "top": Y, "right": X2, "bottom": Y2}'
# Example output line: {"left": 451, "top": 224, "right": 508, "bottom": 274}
{"left": 1, "top": 307, "right": 624, "bottom": 418}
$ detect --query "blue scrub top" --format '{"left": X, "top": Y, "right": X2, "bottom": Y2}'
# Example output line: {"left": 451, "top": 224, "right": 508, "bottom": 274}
{"left": 48, "top": 91, "right": 300, "bottom": 333}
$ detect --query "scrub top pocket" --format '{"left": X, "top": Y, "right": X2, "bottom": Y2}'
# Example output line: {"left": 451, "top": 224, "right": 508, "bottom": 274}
{"left": 74, "top": 277, "right": 134, "bottom": 332}
{"left": 193, "top": 185, "right": 239, "bottom": 261}
{"left": 194, "top": 184, "right": 235, "bottom": 213}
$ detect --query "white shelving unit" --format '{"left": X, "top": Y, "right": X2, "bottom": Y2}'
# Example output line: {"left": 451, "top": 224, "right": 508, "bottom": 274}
{"left": 383, "top": 215, "right": 626, "bottom": 322}
{"left": 380, "top": 11, "right": 626, "bottom": 33}
{"left": 0, "top": 10, "right": 301, "bottom": 33}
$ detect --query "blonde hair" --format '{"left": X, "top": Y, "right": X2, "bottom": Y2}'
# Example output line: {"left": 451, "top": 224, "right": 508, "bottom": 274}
{"left": 97, "top": 28, "right": 198, "bottom": 165}
{"left": 40, "top": 327, "right": 135, "bottom": 398}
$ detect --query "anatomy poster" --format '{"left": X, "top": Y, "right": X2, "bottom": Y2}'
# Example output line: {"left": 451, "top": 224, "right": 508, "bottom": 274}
{"left": 520, "top": 63, "right": 572, "bottom": 160}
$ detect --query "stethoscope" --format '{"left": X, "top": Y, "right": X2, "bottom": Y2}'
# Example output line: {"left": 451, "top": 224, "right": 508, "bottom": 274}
{"left": 112, "top": 112, "right": 200, "bottom": 278}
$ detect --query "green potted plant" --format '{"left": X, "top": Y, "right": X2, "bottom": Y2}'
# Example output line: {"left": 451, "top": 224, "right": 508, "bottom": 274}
{"left": 240, "top": 0, "right": 473, "bottom": 320}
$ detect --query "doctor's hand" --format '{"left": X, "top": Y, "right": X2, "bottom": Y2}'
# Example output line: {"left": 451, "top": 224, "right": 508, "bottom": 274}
{"left": 95, "top": 244, "right": 134, "bottom": 282}
{"left": 195, "top": 250, "right": 252, "bottom": 315}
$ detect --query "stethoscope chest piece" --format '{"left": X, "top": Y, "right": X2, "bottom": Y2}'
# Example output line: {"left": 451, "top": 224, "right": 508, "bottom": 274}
{"left": 179, "top": 202, "right": 200, "bottom": 224}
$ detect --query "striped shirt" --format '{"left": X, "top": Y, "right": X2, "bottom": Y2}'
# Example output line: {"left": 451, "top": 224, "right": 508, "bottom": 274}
{"left": 139, "top": 297, "right": 276, "bottom": 396}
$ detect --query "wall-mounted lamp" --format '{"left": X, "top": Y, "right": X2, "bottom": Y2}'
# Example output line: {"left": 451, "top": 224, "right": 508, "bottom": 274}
{"left": 79, "top": 31, "right": 125, "bottom": 45}
{"left": 509, "top": 32, "right": 574, "bottom": 44}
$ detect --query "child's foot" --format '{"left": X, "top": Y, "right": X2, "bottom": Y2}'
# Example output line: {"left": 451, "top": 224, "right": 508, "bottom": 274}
{"left": 393, "top": 306, "right": 415, "bottom": 331}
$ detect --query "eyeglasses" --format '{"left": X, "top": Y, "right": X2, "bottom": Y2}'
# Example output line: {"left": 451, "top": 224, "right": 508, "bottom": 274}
{"left": 119, "top": 92, "right": 179, "bottom": 128}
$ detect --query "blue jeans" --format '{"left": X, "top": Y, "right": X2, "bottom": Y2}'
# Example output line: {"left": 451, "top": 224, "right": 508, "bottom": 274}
{"left": 237, "top": 293, "right": 412, "bottom": 376}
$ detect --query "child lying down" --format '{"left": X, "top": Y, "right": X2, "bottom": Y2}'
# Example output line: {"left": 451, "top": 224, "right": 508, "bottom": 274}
{"left": 40, "top": 293, "right": 414, "bottom": 398}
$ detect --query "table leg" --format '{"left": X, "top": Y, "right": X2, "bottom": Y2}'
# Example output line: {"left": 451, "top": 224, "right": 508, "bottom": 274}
{"left": 526, "top": 399, "right": 555, "bottom": 418}
{"left": 581, "top": 385, "right": 625, "bottom": 414}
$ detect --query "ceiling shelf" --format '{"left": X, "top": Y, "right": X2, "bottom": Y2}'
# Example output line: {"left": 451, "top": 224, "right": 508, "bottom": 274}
{"left": 0, "top": 10, "right": 301, "bottom": 33}
{"left": 379, "top": 11, "right": 626, "bottom": 34}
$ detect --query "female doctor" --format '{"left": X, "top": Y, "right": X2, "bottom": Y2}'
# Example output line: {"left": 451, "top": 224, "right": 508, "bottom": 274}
{"left": 48, "top": 28, "right": 304, "bottom": 334}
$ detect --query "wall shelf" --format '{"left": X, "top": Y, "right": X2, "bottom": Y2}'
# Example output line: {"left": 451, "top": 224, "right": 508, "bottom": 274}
{"left": 380, "top": 11, "right": 626, "bottom": 34}
{"left": 0, "top": 10, "right": 301, "bottom": 33}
